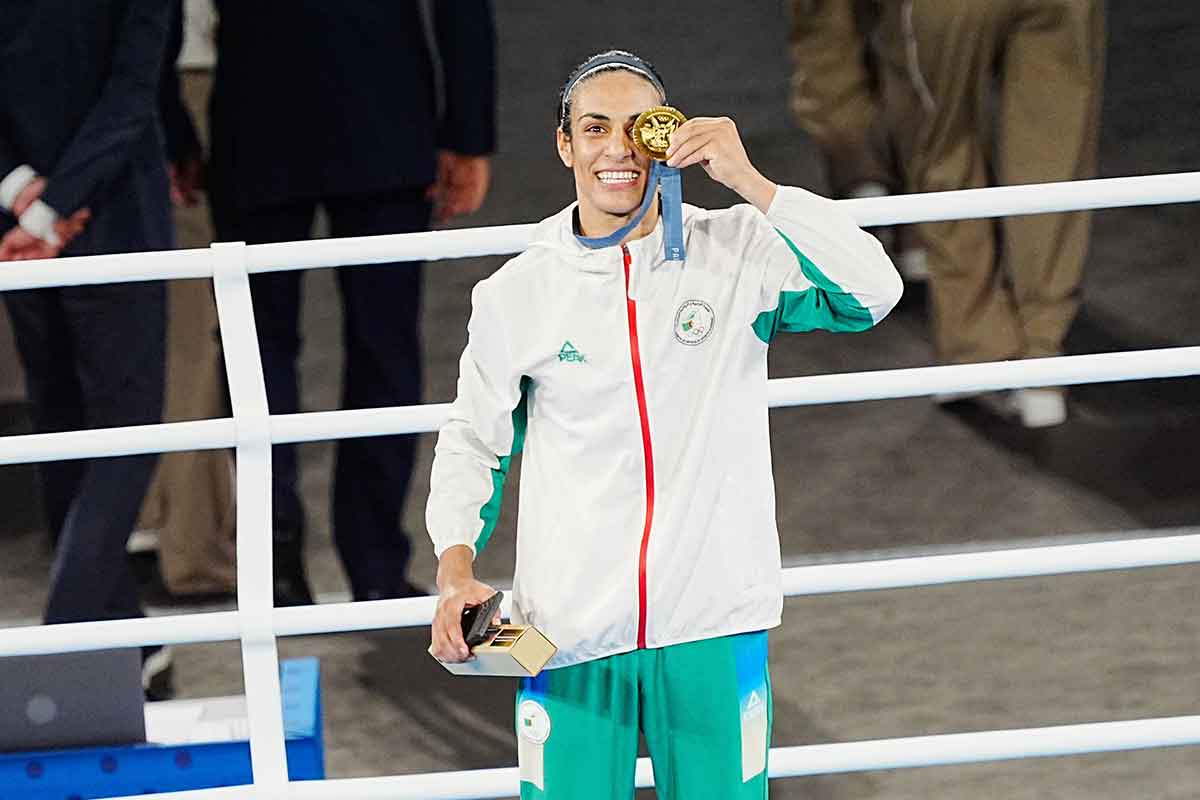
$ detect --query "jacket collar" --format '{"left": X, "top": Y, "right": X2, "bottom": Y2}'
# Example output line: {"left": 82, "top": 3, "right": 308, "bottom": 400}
{"left": 528, "top": 199, "right": 697, "bottom": 274}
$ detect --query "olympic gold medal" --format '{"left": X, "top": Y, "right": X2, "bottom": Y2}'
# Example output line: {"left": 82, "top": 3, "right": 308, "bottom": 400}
{"left": 632, "top": 106, "right": 687, "bottom": 161}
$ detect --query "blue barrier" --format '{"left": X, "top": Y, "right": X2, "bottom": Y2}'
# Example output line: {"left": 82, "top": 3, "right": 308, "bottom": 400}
{"left": 0, "top": 658, "right": 323, "bottom": 799}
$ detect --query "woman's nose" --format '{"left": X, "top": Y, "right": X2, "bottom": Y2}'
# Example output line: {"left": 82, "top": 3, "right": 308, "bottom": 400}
{"left": 605, "top": 128, "right": 634, "bottom": 158}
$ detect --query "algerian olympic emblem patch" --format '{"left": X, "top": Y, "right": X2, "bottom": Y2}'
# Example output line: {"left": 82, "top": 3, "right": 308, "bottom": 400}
{"left": 674, "top": 299, "right": 715, "bottom": 346}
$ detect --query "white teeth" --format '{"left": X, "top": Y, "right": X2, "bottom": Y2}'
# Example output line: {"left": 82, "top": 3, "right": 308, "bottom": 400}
{"left": 597, "top": 171, "right": 638, "bottom": 184}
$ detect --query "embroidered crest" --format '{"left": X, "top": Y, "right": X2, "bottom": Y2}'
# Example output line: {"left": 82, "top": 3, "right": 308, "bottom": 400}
{"left": 674, "top": 300, "right": 715, "bottom": 346}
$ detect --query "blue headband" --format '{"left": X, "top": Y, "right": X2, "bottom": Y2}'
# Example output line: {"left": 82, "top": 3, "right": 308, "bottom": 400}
{"left": 559, "top": 52, "right": 667, "bottom": 127}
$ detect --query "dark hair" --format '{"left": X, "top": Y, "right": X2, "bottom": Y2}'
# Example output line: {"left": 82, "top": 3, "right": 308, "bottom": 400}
{"left": 556, "top": 49, "right": 666, "bottom": 138}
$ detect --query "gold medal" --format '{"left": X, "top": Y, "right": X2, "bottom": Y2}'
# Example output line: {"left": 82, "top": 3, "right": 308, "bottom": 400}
{"left": 632, "top": 106, "right": 687, "bottom": 161}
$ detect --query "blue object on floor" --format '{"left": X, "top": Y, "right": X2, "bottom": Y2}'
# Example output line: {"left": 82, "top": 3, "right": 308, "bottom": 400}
{"left": 0, "top": 657, "right": 324, "bottom": 798}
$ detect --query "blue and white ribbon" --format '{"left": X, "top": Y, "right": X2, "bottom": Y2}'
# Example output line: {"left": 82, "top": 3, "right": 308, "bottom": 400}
{"left": 574, "top": 160, "right": 686, "bottom": 261}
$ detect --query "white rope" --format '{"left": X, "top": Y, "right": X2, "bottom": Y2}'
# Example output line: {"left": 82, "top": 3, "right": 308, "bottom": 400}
{"left": 766, "top": 715, "right": 1200, "bottom": 777}
{"left": 1, "top": 344, "right": 1197, "bottom": 466}
{"left": 766, "top": 346, "right": 1200, "bottom": 406}
{"left": 840, "top": 170, "right": 1200, "bottom": 227}
{"left": 0, "top": 611, "right": 241, "bottom": 656}
{"left": 2, "top": 533, "right": 1195, "bottom": 658}
{"left": 110, "top": 714, "right": 1200, "bottom": 800}
{"left": 0, "top": 172, "right": 1197, "bottom": 292}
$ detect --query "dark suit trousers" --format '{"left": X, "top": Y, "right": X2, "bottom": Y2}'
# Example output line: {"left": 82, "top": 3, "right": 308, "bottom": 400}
{"left": 212, "top": 188, "right": 430, "bottom": 601}
{"left": 4, "top": 282, "right": 166, "bottom": 624}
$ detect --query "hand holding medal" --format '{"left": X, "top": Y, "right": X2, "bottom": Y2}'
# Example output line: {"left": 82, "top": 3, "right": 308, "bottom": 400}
{"left": 662, "top": 115, "right": 777, "bottom": 212}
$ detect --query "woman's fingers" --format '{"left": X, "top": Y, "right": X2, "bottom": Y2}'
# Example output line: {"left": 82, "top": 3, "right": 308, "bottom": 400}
{"left": 431, "top": 595, "right": 471, "bottom": 661}
{"left": 666, "top": 135, "right": 711, "bottom": 169}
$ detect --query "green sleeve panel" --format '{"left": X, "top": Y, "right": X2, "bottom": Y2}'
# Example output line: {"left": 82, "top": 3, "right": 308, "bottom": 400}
{"left": 751, "top": 228, "right": 875, "bottom": 344}
{"left": 475, "top": 376, "right": 531, "bottom": 555}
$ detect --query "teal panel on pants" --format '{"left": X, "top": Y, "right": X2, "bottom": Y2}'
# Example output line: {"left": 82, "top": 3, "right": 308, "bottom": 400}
{"left": 515, "top": 631, "right": 772, "bottom": 799}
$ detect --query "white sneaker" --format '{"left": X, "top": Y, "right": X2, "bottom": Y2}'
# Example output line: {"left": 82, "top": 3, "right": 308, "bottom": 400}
{"left": 896, "top": 247, "right": 929, "bottom": 282}
{"left": 142, "top": 644, "right": 175, "bottom": 702}
{"left": 1012, "top": 388, "right": 1067, "bottom": 428}
{"left": 848, "top": 181, "right": 889, "bottom": 199}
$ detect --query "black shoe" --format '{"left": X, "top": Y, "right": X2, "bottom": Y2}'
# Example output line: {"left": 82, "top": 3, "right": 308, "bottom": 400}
{"left": 141, "top": 645, "right": 175, "bottom": 702}
{"left": 274, "top": 573, "right": 315, "bottom": 607}
{"left": 128, "top": 548, "right": 161, "bottom": 588}
{"left": 273, "top": 525, "right": 315, "bottom": 607}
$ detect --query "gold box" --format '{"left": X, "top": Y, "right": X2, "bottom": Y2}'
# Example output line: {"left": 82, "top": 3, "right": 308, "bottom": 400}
{"left": 436, "top": 624, "right": 557, "bottom": 677}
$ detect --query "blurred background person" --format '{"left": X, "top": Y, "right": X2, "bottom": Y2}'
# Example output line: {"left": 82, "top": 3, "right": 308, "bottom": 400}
{"left": 876, "top": 0, "right": 1106, "bottom": 427}
{"left": 0, "top": 0, "right": 175, "bottom": 698}
{"left": 788, "top": 0, "right": 927, "bottom": 281}
{"left": 133, "top": 0, "right": 238, "bottom": 607}
{"left": 789, "top": 0, "right": 894, "bottom": 202}
{"left": 207, "top": 1, "right": 497, "bottom": 605}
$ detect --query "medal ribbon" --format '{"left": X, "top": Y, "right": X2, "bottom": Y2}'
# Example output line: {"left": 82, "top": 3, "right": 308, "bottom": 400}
{"left": 574, "top": 160, "right": 686, "bottom": 261}
{"left": 657, "top": 163, "right": 685, "bottom": 261}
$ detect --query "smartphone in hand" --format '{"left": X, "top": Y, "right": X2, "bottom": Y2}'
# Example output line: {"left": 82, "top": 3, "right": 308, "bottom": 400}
{"left": 461, "top": 591, "right": 504, "bottom": 647}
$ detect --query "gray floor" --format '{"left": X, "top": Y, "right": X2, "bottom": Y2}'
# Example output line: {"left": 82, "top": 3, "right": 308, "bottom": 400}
{"left": 3, "top": 1, "right": 1200, "bottom": 797}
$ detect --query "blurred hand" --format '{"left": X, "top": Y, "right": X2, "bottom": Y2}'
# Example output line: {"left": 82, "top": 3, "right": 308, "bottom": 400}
{"left": 168, "top": 155, "right": 205, "bottom": 207}
{"left": 0, "top": 227, "right": 57, "bottom": 261}
{"left": 0, "top": 208, "right": 91, "bottom": 261}
{"left": 430, "top": 545, "right": 500, "bottom": 663}
{"left": 427, "top": 151, "right": 491, "bottom": 224}
{"left": 11, "top": 176, "right": 47, "bottom": 217}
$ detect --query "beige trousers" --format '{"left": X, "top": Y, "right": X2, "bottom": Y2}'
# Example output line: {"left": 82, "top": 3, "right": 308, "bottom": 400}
{"left": 788, "top": 0, "right": 897, "bottom": 196}
{"left": 137, "top": 276, "right": 237, "bottom": 594}
{"left": 136, "top": 68, "right": 236, "bottom": 595}
{"left": 877, "top": 0, "right": 1105, "bottom": 362}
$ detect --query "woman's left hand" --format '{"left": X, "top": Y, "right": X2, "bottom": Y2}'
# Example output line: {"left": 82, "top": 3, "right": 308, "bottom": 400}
{"left": 665, "top": 116, "right": 776, "bottom": 212}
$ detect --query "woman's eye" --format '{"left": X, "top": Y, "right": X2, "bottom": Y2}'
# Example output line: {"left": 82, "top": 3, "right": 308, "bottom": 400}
{"left": 587, "top": 125, "right": 605, "bottom": 134}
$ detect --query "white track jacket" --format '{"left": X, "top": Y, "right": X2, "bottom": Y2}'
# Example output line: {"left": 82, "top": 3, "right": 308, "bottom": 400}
{"left": 427, "top": 185, "right": 903, "bottom": 668}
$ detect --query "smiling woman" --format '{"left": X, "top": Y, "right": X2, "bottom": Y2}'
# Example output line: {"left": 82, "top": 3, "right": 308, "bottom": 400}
{"left": 427, "top": 46, "right": 903, "bottom": 800}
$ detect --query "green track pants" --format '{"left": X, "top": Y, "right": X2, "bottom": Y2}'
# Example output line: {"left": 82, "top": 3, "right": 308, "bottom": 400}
{"left": 516, "top": 631, "right": 772, "bottom": 799}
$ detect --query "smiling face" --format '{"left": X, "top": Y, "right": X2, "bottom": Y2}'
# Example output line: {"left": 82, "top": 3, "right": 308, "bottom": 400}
{"left": 556, "top": 70, "right": 664, "bottom": 237}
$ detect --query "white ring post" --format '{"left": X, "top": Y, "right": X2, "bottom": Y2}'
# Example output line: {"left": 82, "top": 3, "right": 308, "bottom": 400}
{"left": 210, "top": 241, "right": 289, "bottom": 792}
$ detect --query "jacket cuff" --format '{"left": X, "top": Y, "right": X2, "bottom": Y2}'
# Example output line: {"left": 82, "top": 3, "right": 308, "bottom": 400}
{"left": 433, "top": 539, "right": 478, "bottom": 561}
{"left": 0, "top": 165, "right": 37, "bottom": 213}
{"left": 19, "top": 200, "right": 62, "bottom": 247}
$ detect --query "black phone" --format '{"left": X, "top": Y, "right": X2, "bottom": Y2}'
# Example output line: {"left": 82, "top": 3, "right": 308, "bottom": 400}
{"left": 461, "top": 591, "right": 504, "bottom": 647}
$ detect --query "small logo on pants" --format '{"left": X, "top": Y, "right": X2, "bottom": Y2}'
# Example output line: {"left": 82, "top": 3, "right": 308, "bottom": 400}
{"left": 518, "top": 699, "right": 551, "bottom": 744}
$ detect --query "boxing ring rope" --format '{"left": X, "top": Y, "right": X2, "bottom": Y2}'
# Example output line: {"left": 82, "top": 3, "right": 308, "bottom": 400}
{"left": 2, "top": 345, "right": 1200, "bottom": 465}
{"left": 99, "top": 713, "right": 1200, "bottom": 800}
{"left": 1, "top": 171, "right": 1198, "bottom": 798}
{"left": 2, "top": 529, "right": 1199, "bottom": 653}
{"left": 0, "top": 170, "right": 1198, "bottom": 292}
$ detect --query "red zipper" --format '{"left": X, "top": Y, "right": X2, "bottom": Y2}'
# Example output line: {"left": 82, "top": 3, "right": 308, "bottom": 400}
{"left": 622, "top": 244, "right": 656, "bottom": 649}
